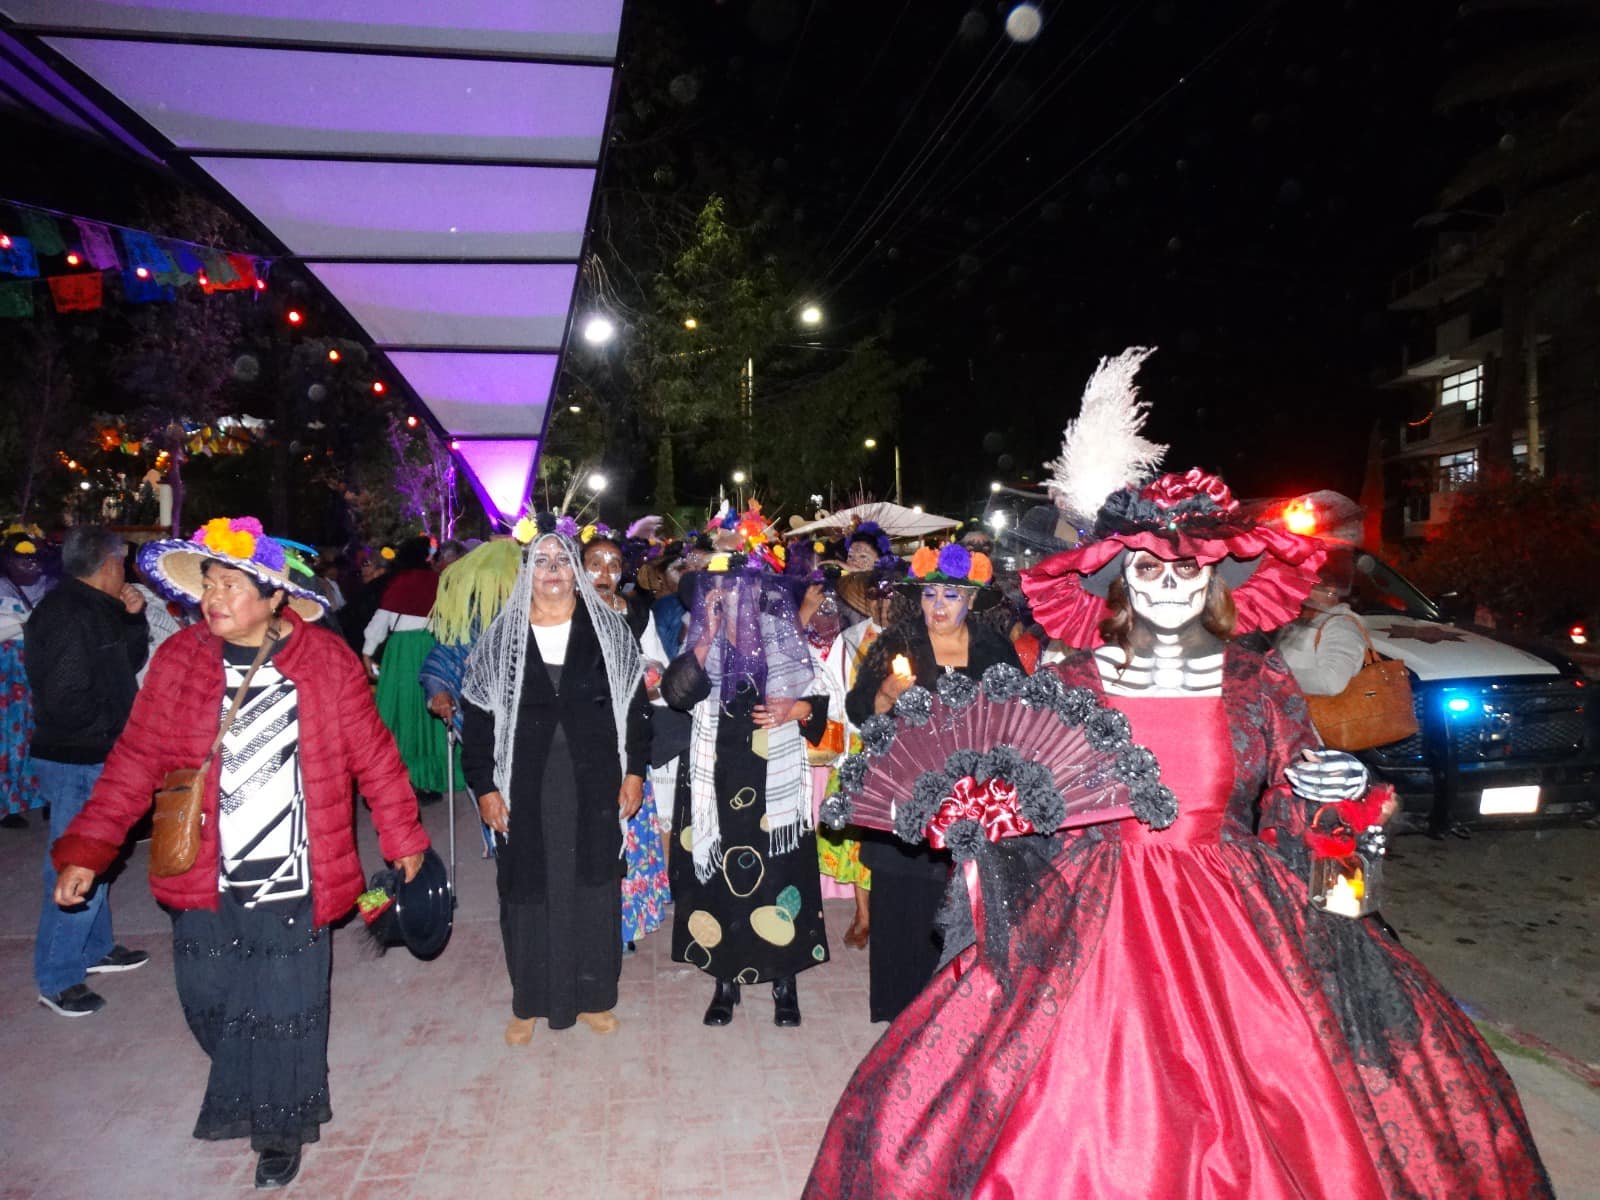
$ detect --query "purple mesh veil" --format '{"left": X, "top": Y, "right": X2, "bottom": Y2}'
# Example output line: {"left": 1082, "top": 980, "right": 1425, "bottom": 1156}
{"left": 683, "top": 571, "right": 815, "bottom": 705}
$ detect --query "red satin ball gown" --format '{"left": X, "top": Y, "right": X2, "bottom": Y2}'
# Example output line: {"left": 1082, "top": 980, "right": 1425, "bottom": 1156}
{"left": 805, "top": 647, "right": 1552, "bottom": 1200}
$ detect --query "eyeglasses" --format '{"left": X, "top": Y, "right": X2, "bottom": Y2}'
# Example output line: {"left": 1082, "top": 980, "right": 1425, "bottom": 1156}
{"left": 531, "top": 555, "right": 573, "bottom": 574}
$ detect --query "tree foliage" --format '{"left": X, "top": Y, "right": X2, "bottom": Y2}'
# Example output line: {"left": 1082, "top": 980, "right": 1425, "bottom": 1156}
{"left": 1405, "top": 472, "right": 1600, "bottom": 628}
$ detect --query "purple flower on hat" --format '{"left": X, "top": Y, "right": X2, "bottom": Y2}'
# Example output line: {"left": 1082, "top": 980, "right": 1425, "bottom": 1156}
{"left": 253, "top": 536, "right": 286, "bottom": 572}
{"left": 937, "top": 543, "right": 972, "bottom": 581}
{"left": 554, "top": 515, "right": 579, "bottom": 538}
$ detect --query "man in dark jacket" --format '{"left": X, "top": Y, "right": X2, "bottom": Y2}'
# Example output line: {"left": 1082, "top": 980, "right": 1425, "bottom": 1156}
{"left": 25, "top": 526, "right": 151, "bottom": 1016}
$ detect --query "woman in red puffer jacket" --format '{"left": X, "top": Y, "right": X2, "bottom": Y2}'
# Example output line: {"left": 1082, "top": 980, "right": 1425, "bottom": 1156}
{"left": 51, "top": 519, "right": 429, "bottom": 1190}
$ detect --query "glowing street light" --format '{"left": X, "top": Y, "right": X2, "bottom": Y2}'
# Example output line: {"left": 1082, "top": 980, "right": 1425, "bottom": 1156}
{"left": 587, "top": 471, "right": 608, "bottom": 492}
{"left": 582, "top": 315, "right": 615, "bottom": 345}
{"left": 799, "top": 304, "right": 823, "bottom": 327}
{"left": 987, "top": 510, "right": 1009, "bottom": 532}
{"left": 683, "top": 317, "right": 699, "bottom": 330}
{"left": 731, "top": 469, "right": 748, "bottom": 485}
{"left": 989, "top": 481, "right": 1003, "bottom": 493}
{"left": 863, "top": 437, "right": 878, "bottom": 450}
{"left": 569, "top": 404, "right": 582, "bottom": 414}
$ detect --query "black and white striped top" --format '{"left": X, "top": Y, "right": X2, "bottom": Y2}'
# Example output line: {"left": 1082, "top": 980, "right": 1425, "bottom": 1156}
{"left": 217, "top": 639, "right": 309, "bottom": 906}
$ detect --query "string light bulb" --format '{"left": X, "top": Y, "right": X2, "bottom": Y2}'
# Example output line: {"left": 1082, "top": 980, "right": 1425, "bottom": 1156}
{"left": 0, "top": 234, "right": 11, "bottom": 249}
{"left": 327, "top": 349, "right": 341, "bottom": 363}
{"left": 406, "top": 415, "right": 419, "bottom": 428}
{"left": 449, "top": 439, "right": 461, "bottom": 451}
{"left": 254, "top": 278, "right": 267, "bottom": 291}
{"left": 286, "top": 308, "right": 303, "bottom": 325}
{"left": 372, "top": 381, "right": 386, "bottom": 394}
{"left": 65, "top": 252, "right": 82, "bottom": 267}
{"left": 134, "top": 266, "right": 151, "bottom": 279}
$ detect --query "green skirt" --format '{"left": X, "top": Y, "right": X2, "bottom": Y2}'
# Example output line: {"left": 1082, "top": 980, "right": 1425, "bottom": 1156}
{"left": 374, "top": 629, "right": 463, "bottom": 794}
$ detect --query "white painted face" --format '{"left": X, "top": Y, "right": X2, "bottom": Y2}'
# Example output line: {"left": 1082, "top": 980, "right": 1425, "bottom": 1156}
{"left": 1123, "top": 551, "right": 1211, "bottom": 632}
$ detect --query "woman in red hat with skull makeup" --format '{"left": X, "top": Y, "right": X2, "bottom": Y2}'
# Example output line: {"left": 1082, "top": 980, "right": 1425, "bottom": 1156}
{"left": 805, "top": 350, "right": 1549, "bottom": 1200}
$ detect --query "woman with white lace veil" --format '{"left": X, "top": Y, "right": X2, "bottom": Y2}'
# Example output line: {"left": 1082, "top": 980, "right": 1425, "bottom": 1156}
{"left": 460, "top": 529, "right": 650, "bottom": 1047}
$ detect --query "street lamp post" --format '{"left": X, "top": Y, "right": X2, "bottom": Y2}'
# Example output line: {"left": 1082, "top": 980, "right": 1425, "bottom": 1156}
{"left": 865, "top": 437, "right": 903, "bottom": 505}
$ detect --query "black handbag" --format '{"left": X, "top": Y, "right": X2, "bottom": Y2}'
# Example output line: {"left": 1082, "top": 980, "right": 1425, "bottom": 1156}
{"left": 649, "top": 705, "right": 693, "bottom": 768}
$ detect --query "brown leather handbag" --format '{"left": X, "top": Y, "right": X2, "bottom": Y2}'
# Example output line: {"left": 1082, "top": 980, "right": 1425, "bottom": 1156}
{"left": 149, "top": 631, "right": 277, "bottom": 878}
{"left": 1304, "top": 615, "right": 1418, "bottom": 752}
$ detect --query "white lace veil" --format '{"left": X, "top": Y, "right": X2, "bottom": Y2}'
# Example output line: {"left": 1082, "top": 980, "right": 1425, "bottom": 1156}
{"left": 461, "top": 533, "right": 643, "bottom": 816}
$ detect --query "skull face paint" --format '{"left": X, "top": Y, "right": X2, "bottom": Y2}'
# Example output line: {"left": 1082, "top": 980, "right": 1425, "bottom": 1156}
{"left": 1123, "top": 551, "right": 1211, "bottom": 632}
{"left": 921, "top": 584, "right": 974, "bottom": 635}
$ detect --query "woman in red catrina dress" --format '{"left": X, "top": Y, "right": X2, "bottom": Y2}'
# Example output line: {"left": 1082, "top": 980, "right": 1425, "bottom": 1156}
{"left": 804, "top": 349, "right": 1551, "bottom": 1200}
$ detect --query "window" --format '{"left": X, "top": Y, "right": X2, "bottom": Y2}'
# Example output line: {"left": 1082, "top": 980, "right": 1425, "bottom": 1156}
{"left": 1440, "top": 365, "right": 1483, "bottom": 410}
{"left": 1437, "top": 449, "right": 1477, "bottom": 492}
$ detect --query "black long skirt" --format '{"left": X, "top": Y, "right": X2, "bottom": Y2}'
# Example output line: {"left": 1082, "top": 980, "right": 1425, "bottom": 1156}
{"left": 172, "top": 892, "right": 332, "bottom": 1152}
{"left": 496, "top": 717, "right": 622, "bottom": 1028}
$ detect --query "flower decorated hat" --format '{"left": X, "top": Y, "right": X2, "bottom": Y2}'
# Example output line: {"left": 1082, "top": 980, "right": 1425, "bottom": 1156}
{"left": 1019, "top": 348, "right": 1325, "bottom": 648}
{"left": 138, "top": 516, "right": 327, "bottom": 620}
{"left": 900, "top": 541, "right": 1002, "bottom": 611}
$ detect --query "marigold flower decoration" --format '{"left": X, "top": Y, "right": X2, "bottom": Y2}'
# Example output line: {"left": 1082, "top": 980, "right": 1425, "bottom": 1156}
{"left": 908, "top": 542, "right": 993, "bottom": 587}
{"left": 192, "top": 516, "right": 259, "bottom": 562}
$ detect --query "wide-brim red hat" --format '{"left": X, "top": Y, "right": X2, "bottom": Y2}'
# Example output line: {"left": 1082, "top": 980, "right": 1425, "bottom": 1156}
{"left": 1021, "top": 468, "right": 1326, "bottom": 648}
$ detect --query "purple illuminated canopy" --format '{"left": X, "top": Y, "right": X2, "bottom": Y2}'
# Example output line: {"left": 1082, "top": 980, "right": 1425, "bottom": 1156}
{"left": 454, "top": 439, "right": 543, "bottom": 524}
{"left": 0, "top": 1, "right": 623, "bottom": 523}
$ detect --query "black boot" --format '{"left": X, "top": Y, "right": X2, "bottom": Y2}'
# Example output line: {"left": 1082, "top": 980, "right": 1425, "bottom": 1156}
{"left": 772, "top": 975, "right": 801, "bottom": 1027}
{"left": 703, "top": 978, "right": 740, "bottom": 1026}
{"left": 254, "top": 1146, "right": 302, "bottom": 1189}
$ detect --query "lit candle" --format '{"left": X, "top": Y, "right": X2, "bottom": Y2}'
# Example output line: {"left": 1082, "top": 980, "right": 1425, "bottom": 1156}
{"left": 1322, "top": 872, "right": 1364, "bottom": 917}
{"left": 891, "top": 654, "right": 913, "bottom": 680}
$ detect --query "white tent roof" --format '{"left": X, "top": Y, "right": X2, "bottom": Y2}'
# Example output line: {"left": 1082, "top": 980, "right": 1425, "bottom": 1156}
{"left": 0, "top": 1, "right": 623, "bottom": 522}
{"left": 788, "top": 501, "right": 961, "bottom": 540}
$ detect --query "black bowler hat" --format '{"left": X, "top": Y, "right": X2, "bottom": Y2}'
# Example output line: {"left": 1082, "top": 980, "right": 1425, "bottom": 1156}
{"left": 359, "top": 847, "right": 453, "bottom": 959}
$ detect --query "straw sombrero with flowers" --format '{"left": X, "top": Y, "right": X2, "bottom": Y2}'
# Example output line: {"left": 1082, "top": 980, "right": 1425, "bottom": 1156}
{"left": 898, "top": 542, "right": 1003, "bottom": 611}
{"left": 137, "top": 516, "right": 327, "bottom": 620}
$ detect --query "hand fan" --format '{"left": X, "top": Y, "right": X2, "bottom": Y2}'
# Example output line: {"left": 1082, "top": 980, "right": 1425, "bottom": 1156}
{"left": 822, "top": 664, "right": 1177, "bottom": 854}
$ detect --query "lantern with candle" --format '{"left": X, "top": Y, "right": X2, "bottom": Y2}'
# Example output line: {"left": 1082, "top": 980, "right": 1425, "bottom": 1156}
{"left": 1305, "top": 787, "right": 1391, "bottom": 919}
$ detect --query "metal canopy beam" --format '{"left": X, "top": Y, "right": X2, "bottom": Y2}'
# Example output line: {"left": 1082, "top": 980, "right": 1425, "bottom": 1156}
{"left": 0, "top": 0, "right": 623, "bottom": 522}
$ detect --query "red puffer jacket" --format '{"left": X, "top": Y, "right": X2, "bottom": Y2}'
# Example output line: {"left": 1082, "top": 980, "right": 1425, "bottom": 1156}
{"left": 53, "top": 608, "right": 430, "bottom": 928}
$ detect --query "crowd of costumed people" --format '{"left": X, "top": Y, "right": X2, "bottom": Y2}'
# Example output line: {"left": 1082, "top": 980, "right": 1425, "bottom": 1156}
{"left": 7, "top": 347, "right": 1553, "bottom": 1196}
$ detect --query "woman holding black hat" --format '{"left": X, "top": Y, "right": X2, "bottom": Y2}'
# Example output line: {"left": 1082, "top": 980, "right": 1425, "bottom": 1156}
{"left": 50, "top": 516, "right": 429, "bottom": 1190}
{"left": 460, "top": 529, "right": 651, "bottom": 1047}
{"left": 663, "top": 517, "right": 833, "bottom": 1027}
{"left": 845, "top": 543, "right": 1021, "bottom": 1023}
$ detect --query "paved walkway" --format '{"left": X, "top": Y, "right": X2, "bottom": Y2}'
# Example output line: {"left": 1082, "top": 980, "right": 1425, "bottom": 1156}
{"left": 1, "top": 802, "right": 1595, "bottom": 1199}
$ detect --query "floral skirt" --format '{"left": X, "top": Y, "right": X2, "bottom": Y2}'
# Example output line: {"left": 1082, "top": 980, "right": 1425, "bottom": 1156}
{"left": 621, "top": 773, "right": 671, "bottom": 943}
{"left": 0, "top": 639, "right": 43, "bottom": 817}
{"left": 817, "top": 765, "right": 870, "bottom": 892}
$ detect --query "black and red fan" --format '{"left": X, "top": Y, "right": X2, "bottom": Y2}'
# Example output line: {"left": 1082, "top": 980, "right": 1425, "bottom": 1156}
{"left": 822, "top": 664, "right": 1176, "bottom": 860}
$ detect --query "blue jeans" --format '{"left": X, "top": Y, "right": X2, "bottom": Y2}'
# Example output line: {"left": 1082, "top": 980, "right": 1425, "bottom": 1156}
{"left": 34, "top": 759, "right": 114, "bottom": 995}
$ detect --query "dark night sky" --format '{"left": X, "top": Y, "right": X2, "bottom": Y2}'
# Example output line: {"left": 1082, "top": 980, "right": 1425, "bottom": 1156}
{"left": 641, "top": 0, "right": 1470, "bottom": 511}
{"left": 2, "top": 1, "right": 1484, "bottom": 518}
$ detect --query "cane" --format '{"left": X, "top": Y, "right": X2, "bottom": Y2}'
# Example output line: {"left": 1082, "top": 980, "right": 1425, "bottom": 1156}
{"left": 443, "top": 719, "right": 459, "bottom": 903}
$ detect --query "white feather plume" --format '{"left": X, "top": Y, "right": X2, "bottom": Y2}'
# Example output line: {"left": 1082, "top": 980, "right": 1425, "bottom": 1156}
{"left": 1044, "top": 346, "right": 1167, "bottom": 524}
{"left": 625, "top": 514, "right": 663, "bottom": 541}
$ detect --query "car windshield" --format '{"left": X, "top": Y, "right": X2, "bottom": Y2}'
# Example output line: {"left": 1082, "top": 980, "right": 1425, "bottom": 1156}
{"left": 1336, "top": 547, "right": 1440, "bottom": 621}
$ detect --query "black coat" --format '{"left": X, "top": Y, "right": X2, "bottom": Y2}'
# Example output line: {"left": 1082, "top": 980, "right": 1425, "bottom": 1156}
{"left": 23, "top": 577, "right": 148, "bottom": 763}
{"left": 461, "top": 604, "right": 651, "bottom": 894}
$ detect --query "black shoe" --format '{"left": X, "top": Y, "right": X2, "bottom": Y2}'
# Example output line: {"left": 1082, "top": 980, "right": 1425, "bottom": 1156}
{"left": 87, "top": 944, "right": 150, "bottom": 974}
{"left": 772, "top": 976, "right": 801, "bottom": 1027}
{"left": 38, "top": 984, "right": 106, "bottom": 1018}
{"left": 0, "top": 812, "right": 27, "bottom": 829}
{"left": 254, "top": 1147, "right": 301, "bottom": 1189}
{"left": 703, "top": 979, "right": 740, "bottom": 1026}
{"left": 417, "top": 789, "right": 444, "bottom": 806}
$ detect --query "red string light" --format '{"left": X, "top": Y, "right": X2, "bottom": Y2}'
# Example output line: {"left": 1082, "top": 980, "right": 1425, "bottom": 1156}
{"left": 255, "top": 278, "right": 267, "bottom": 291}
{"left": 286, "top": 309, "right": 303, "bottom": 325}
{"left": 0, "top": 234, "right": 11, "bottom": 249}
{"left": 65, "top": 252, "right": 82, "bottom": 267}
{"left": 405, "top": 415, "right": 419, "bottom": 428}
{"left": 371, "top": 381, "right": 386, "bottom": 395}
{"left": 327, "top": 349, "right": 341, "bottom": 363}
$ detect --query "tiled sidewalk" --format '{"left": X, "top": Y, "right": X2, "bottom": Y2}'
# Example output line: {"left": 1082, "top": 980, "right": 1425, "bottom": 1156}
{"left": 3, "top": 802, "right": 1596, "bottom": 1199}
{"left": 0, "top": 801, "right": 876, "bottom": 1200}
